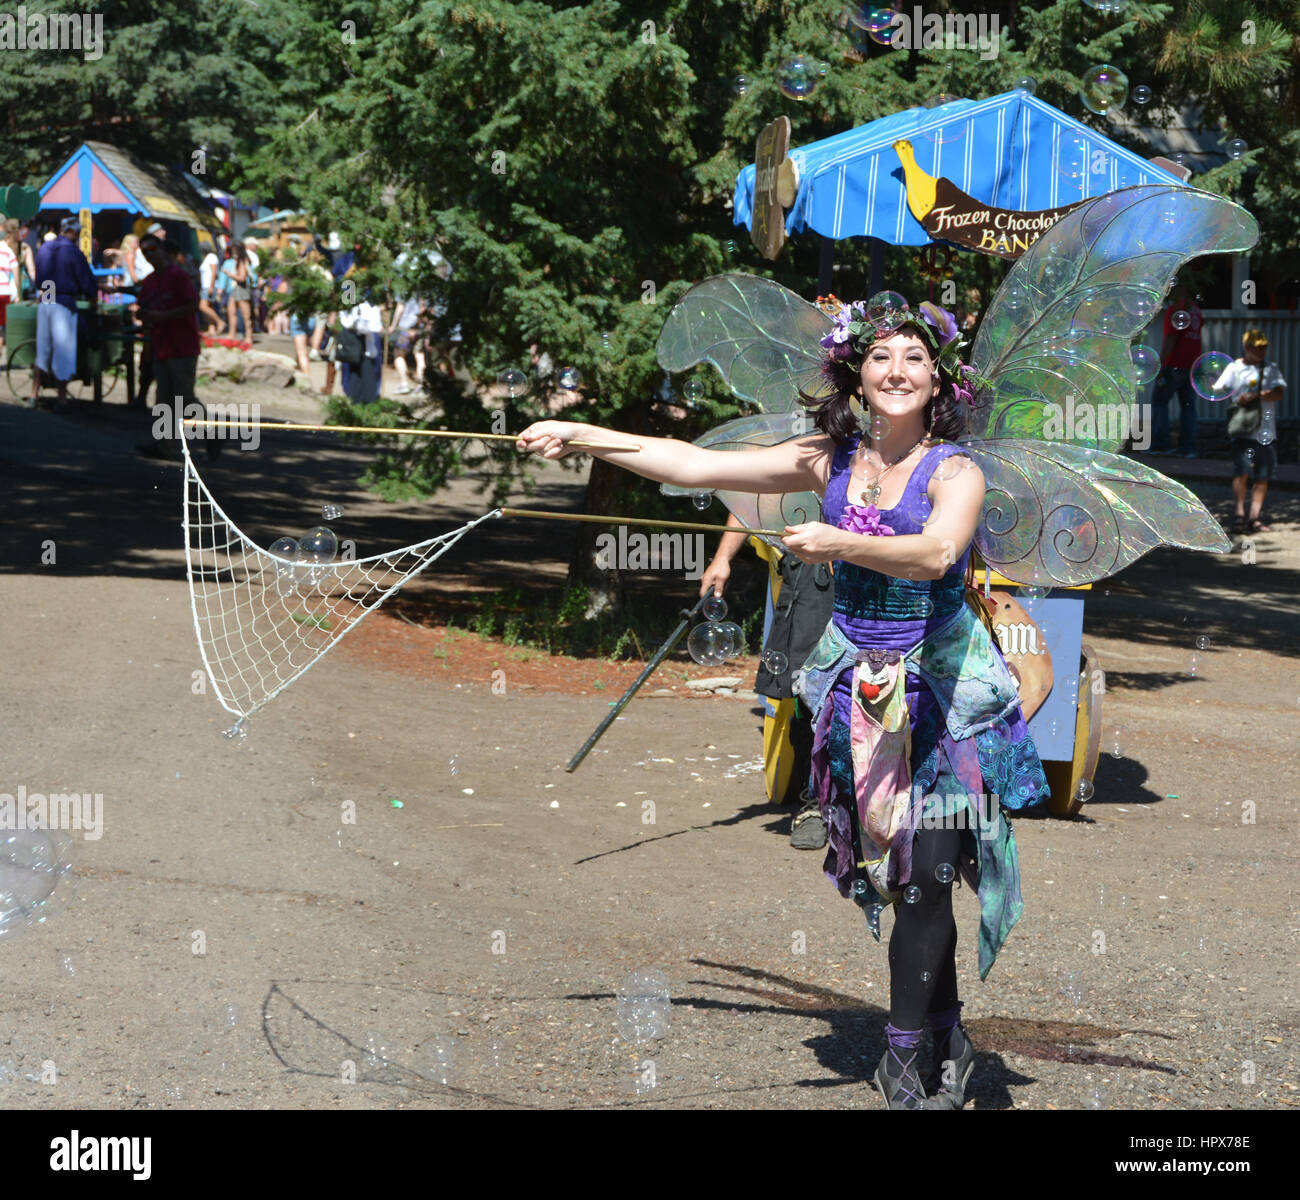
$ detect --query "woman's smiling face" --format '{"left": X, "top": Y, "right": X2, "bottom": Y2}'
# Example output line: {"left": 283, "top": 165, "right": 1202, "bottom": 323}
{"left": 859, "top": 329, "right": 939, "bottom": 418}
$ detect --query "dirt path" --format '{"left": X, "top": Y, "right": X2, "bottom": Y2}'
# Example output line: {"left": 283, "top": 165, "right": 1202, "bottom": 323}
{"left": 1, "top": 386, "right": 1297, "bottom": 1110}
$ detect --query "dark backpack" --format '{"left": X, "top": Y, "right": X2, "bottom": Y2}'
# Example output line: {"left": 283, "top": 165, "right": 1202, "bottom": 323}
{"left": 754, "top": 554, "right": 834, "bottom": 700}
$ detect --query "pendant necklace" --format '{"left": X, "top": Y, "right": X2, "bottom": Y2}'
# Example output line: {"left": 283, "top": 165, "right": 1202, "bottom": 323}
{"left": 858, "top": 434, "right": 928, "bottom": 505}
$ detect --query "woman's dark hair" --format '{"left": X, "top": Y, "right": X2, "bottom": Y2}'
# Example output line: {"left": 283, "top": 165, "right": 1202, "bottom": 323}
{"left": 231, "top": 240, "right": 249, "bottom": 266}
{"left": 800, "top": 320, "right": 968, "bottom": 444}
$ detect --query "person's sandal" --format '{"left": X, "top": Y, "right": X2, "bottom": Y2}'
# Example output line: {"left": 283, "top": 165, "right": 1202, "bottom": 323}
{"left": 1248, "top": 518, "right": 1264, "bottom": 534}
{"left": 874, "top": 1047, "right": 928, "bottom": 1110}
{"left": 921, "top": 1025, "right": 976, "bottom": 1110}
{"left": 1231, "top": 515, "right": 1247, "bottom": 536}
{"left": 790, "top": 794, "right": 827, "bottom": 850}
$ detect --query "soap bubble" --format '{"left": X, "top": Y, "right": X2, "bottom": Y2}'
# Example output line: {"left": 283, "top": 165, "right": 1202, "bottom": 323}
{"left": 684, "top": 378, "right": 704, "bottom": 402}
{"left": 847, "top": 4, "right": 896, "bottom": 31}
{"left": 269, "top": 537, "right": 300, "bottom": 597}
{"left": 1186, "top": 653, "right": 1199, "bottom": 677}
{"left": 1060, "top": 970, "right": 1087, "bottom": 1004}
{"left": 1170, "top": 309, "right": 1191, "bottom": 331}
{"left": 1130, "top": 344, "right": 1160, "bottom": 385}
{"left": 321, "top": 503, "right": 345, "bottom": 521}
{"left": 1079, "top": 64, "right": 1129, "bottom": 115}
{"left": 448, "top": 755, "right": 460, "bottom": 775}
{"left": 1190, "top": 351, "right": 1233, "bottom": 400}
{"left": 777, "top": 56, "right": 819, "bottom": 101}
{"left": 715, "top": 621, "right": 745, "bottom": 660}
{"left": 617, "top": 968, "right": 671, "bottom": 1042}
{"left": 558, "top": 366, "right": 583, "bottom": 391}
{"left": 1022, "top": 585, "right": 1048, "bottom": 600}
{"left": 1195, "top": 635, "right": 1210, "bottom": 651}
{"left": 702, "top": 594, "right": 727, "bottom": 621}
{"left": 498, "top": 367, "right": 528, "bottom": 397}
{"left": 1014, "top": 76, "right": 1036, "bottom": 94}
{"left": 932, "top": 455, "right": 970, "bottom": 482}
{"left": 903, "top": 885, "right": 922, "bottom": 904}
{"left": 762, "top": 650, "right": 789, "bottom": 674}
{"left": 417, "top": 1035, "right": 460, "bottom": 1085}
{"left": 300, "top": 526, "right": 338, "bottom": 560}
{"left": 733, "top": 75, "right": 748, "bottom": 95}
{"left": 0, "top": 831, "right": 74, "bottom": 942}
{"left": 1056, "top": 133, "right": 1088, "bottom": 183}
{"left": 600, "top": 331, "right": 613, "bottom": 350}
{"left": 1076, "top": 779, "right": 1094, "bottom": 803}
{"left": 935, "top": 862, "right": 955, "bottom": 884}
{"left": 1132, "top": 84, "right": 1152, "bottom": 105}
{"left": 868, "top": 413, "right": 892, "bottom": 440}
{"left": 361, "top": 1030, "right": 389, "bottom": 1069}
{"left": 1107, "top": 726, "right": 1125, "bottom": 757}
{"left": 692, "top": 492, "right": 711, "bottom": 511}
{"left": 921, "top": 92, "right": 961, "bottom": 109}
{"left": 722, "top": 240, "right": 739, "bottom": 259}
{"left": 852, "top": 878, "right": 869, "bottom": 898}
{"left": 1226, "top": 137, "right": 1247, "bottom": 160}
{"left": 921, "top": 970, "right": 932, "bottom": 982}
{"left": 866, "top": 290, "right": 909, "bottom": 333}
{"left": 687, "top": 622, "right": 731, "bottom": 666}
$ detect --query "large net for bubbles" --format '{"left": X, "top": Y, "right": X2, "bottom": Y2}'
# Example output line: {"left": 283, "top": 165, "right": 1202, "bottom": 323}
{"left": 182, "top": 436, "right": 498, "bottom": 726}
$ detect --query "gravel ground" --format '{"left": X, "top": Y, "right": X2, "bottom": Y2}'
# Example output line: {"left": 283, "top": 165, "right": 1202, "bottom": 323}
{"left": 0, "top": 389, "right": 1297, "bottom": 1111}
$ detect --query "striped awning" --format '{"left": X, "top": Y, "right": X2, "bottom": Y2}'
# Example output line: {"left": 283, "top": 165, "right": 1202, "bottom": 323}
{"left": 734, "top": 90, "right": 1188, "bottom": 245}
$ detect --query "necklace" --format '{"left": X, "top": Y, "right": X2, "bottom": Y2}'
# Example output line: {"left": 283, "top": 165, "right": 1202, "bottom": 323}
{"left": 857, "top": 435, "right": 928, "bottom": 505}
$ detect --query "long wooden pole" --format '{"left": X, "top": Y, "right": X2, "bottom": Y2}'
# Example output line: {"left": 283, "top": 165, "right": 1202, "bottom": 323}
{"left": 181, "top": 418, "right": 640, "bottom": 452}
{"left": 497, "top": 507, "right": 785, "bottom": 538}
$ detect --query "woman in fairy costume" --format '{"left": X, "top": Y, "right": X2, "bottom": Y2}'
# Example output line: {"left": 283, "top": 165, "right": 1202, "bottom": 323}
{"left": 519, "top": 297, "right": 1051, "bottom": 1110}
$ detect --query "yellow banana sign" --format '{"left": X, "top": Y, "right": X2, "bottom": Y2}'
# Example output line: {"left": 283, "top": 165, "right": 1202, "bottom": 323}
{"left": 894, "top": 139, "right": 1089, "bottom": 260}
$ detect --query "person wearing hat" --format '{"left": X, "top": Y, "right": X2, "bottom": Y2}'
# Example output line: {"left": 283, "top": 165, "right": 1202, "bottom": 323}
{"left": 30, "top": 216, "right": 97, "bottom": 408}
{"left": 1214, "top": 329, "right": 1286, "bottom": 535}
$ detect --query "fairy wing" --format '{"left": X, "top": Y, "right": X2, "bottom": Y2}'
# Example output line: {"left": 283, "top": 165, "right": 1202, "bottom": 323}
{"left": 661, "top": 412, "right": 821, "bottom": 550}
{"left": 968, "top": 185, "right": 1259, "bottom": 450}
{"left": 656, "top": 273, "right": 836, "bottom": 411}
{"left": 960, "top": 439, "right": 1231, "bottom": 587}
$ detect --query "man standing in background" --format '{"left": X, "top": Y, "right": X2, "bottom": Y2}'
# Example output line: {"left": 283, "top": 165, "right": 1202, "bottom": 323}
{"left": 1149, "top": 283, "right": 1202, "bottom": 457}
{"left": 31, "top": 216, "right": 96, "bottom": 409}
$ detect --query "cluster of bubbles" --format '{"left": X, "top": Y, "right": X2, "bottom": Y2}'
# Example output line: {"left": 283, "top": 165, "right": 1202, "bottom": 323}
{"left": 617, "top": 967, "right": 671, "bottom": 1043}
{"left": 687, "top": 593, "right": 745, "bottom": 666}
{"left": 0, "top": 831, "right": 74, "bottom": 943}
{"left": 321, "top": 503, "right": 345, "bottom": 521}
{"left": 1079, "top": 63, "right": 1129, "bottom": 115}
{"left": 1081, "top": 0, "right": 1131, "bottom": 15}
{"left": 269, "top": 525, "right": 339, "bottom": 598}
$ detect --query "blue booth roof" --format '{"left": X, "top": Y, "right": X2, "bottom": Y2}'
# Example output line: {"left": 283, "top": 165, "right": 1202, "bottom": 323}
{"left": 735, "top": 90, "right": 1187, "bottom": 245}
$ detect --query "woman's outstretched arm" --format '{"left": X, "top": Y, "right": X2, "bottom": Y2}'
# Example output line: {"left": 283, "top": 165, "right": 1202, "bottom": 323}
{"left": 516, "top": 419, "right": 834, "bottom": 497}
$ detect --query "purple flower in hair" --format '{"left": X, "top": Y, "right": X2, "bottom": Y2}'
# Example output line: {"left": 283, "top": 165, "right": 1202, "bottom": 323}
{"left": 840, "top": 502, "right": 896, "bottom": 537}
{"left": 918, "top": 301, "right": 959, "bottom": 348}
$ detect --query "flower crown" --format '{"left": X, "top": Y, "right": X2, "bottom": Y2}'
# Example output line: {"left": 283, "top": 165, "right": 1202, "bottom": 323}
{"left": 816, "top": 291, "right": 981, "bottom": 409}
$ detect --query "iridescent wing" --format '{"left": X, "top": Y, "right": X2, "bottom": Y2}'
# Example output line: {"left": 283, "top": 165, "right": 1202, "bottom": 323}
{"left": 959, "top": 439, "right": 1231, "bottom": 587}
{"left": 661, "top": 412, "right": 820, "bottom": 550}
{"left": 969, "top": 186, "right": 1259, "bottom": 451}
{"left": 656, "top": 273, "right": 836, "bottom": 411}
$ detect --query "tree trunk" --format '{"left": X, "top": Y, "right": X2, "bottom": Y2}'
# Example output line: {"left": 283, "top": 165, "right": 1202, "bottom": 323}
{"left": 567, "top": 454, "right": 626, "bottom": 619}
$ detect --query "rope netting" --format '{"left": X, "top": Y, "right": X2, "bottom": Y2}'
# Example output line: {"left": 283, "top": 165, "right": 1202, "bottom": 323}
{"left": 181, "top": 436, "right": 498, "bottom": 729}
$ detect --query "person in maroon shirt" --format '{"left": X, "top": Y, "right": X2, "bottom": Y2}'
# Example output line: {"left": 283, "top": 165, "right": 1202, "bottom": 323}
{"left": 135, "top": 235, "right": 218, "bottom": 461}
{"left": 1149, "top": 283, "right": 1202, "bottom": 457}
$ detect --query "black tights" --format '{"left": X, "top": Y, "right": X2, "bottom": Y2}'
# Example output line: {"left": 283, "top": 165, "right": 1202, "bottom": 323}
{"left": 888, "top": 823, "right": 960, "bottom": 1030}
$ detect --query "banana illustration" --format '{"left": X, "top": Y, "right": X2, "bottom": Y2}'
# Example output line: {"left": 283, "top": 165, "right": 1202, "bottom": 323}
{"left": 894, "top": 139, "right": 1088, "bottom": 260}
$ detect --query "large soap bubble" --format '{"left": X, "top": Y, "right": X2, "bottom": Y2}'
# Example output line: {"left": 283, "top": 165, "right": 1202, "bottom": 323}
{"left": 617, "top": 968, "right": 671, "bottom": 1042}
{"left": 1079, "top": 64, "right": 1129, "bottom": 115}
{"left": 1190, "top": 351, "right": 1233, "bottom": 401}
{"left": 0, "top": 830, "right": 74, "bottom": 942}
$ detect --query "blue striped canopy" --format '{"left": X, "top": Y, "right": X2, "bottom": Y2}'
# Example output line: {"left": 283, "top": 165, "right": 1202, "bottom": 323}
{"left": 734, "top": 90, "right": 1187, "bottom": 245}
